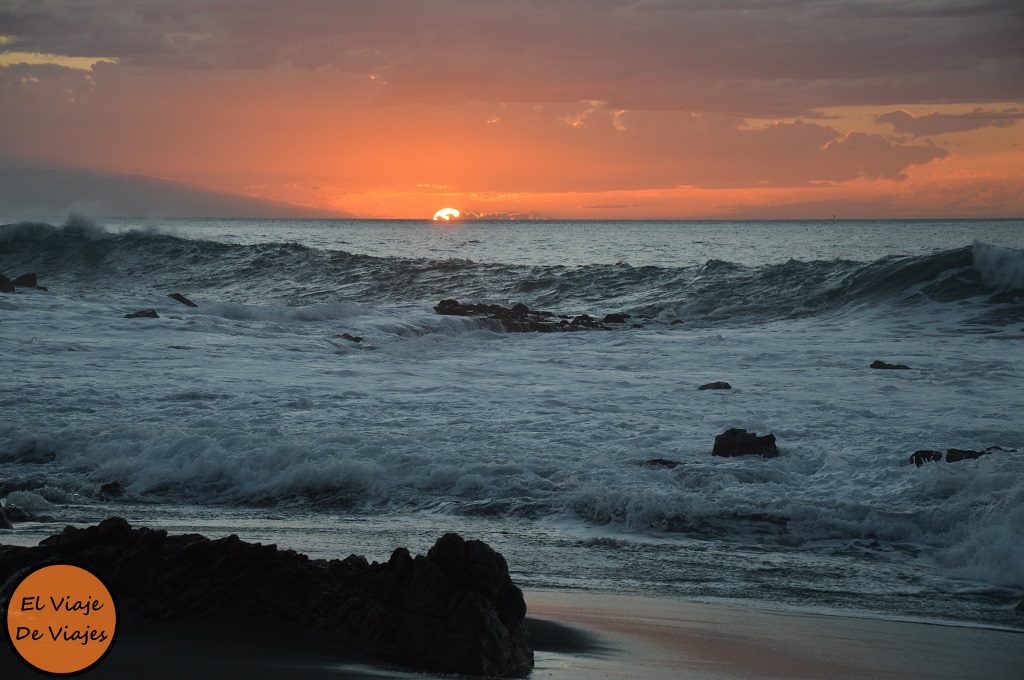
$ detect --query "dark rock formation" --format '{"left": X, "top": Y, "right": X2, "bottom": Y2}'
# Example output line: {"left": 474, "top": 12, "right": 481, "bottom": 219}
{"left": 168, "top": 292, "right": 198, "bottom": 308}
{"left": 433, "top": 299, "right": 649, "bottom": 333}
{"left": 910, "top": 446, "right": 1015, "bottom": 466}
{"left": 870, "top": 360, "right": 911, "bottom": 370}
{"left": 0, "top": 275, "right": 12, "bottom": 294}
{"left": 641, "top": 458, "right": 681, "bottom": 469}
{"left": 338, "top": 332, "right": 364, "bottom": 343}
{"left": 670, "top": 319, "right": 683, "bottom": 325}
{"left": 698, "top": 381, "right": 732, "bottom": 390}
{"left": 0, "top": 519, "right": 533, "bottom": 677}
{"left": 435, "top": 299, "right": 594, "bottom": 332}
{"left": 0, "top": 504, "right": 36, "bottom": 523}
{"left": 99, "top": 481, "right": 125, "bottom": 497}
{"left": 124, "top": 309, "right": 160, "bottom": 318}
{"left": 12, "top": 273, "right": 37, "bottom": 287}
{"left": 0, "top": 505, "right": 10, "bottom": 529}
{"left": 910, "top": 450, "right": 943, "bottom": 467}
{"left": 712, "top": 428, "right": 778, "bottom": 458}
{"left": 945, "top": 448, "right": 987, "bottom": 463}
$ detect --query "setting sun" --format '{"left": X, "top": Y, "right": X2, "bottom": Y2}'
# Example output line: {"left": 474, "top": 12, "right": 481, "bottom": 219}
{"left": 432, "top": 208, "right": 461, "bottom": 221}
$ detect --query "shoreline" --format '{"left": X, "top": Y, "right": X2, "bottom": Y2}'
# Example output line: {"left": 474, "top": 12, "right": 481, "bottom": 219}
{"left": 1, "top": 586, "right": 1019, "bottom": 679}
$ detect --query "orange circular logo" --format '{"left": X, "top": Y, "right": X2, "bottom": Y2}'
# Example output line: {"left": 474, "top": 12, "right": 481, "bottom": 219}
{"left": 5, "top": 564, "right": 117, "bottom": 675}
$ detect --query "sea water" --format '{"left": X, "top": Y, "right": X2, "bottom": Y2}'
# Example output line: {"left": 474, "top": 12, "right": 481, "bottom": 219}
{"left": 1, "top": 216, "right": 1022, "bottom": 627}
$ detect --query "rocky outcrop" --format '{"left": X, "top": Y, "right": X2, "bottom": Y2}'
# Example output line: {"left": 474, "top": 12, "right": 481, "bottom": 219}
{"left": 168, "top": 292, "right": 198, "bottom": 307}
{"left": 12, "top": 273, "right": 37, "bottom": 287}
{"left": 641, "top": 458, "right": 681, "bottom": 469}
{"left": 712, "top": 428, "right": 778, "bottom": 458}
{"left": 435, "top": 299, "right": 650, "bottom": 333}
{"left": 124, "top": 309, "right": 159, "bottom": 318}
{"left": 0, "top": 504, "right": 37, "bottom": 523}
{"left": 910, "top": 450, "right": 943, "bottom": 466}
{"left": 99, "top": 481, "right": 125, "bottom": 498}
{"left": 0, "top": 519, "right": 533, "bottom": 677}
{"left": 0, "top": 274, "right": 13, "bottom": 293}
{"left": 910, "top": 446, "right": 1016, "bottom": 466}
{"left": 698, "top": 381, "right": 732, "bottom": 390}
{"left": 870, "top": 360, "right": 910, "bottom": 370}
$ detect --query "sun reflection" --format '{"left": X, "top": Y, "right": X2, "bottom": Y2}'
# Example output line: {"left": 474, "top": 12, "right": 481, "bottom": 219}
{"left": 432, "top": 208, "right": 461, "bottom": 221}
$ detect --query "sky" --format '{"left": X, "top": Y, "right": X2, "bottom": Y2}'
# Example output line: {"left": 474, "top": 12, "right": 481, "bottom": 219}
{"left": 1, "top": 0, "right": 1022, "bottom": 219}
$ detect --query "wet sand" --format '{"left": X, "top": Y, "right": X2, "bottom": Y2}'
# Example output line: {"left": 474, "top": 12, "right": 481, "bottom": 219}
{"left": 1, "top": 590, "right": 1020, "bottom": 679}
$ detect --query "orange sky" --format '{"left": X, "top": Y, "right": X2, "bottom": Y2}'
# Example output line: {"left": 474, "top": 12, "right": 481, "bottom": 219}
{"left": 1, "top": 2, "right": 1022, "bottom": 219}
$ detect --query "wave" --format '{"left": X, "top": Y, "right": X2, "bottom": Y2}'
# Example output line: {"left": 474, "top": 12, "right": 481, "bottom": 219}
{"left": 1, "top": 217, "right": 1021, "bottom": 326}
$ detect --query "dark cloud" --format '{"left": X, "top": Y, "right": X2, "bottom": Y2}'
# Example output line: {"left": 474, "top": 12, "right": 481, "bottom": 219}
{"left": 2, "top": 0, "right": 1022, "bottom": 115}
{"left": 876, "top": 108, "right": 1024, "bottom": 137}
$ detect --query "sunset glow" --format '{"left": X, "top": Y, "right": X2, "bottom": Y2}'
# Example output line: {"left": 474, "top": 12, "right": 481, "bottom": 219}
{"left": 0, "top": 3, "right": 1020, "bottom": 218}
{"left": 432, "top": 208, "right": 461, "bottom": 222}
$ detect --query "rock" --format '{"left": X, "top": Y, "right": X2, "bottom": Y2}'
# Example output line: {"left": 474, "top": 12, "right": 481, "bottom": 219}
{"left": 1016, "top": 600, "right": 1024, "bottom": 614}
{"left": 910, "top": 450, "right": 943, "bottom": 467}
{"left": 871, "top": 360, "right": 910, "bottom": 370}
{"left": 338, "top": 332, "right": 364, "bottom": 343}
{"left": 124, "top": 309, "right": 160, "bottom": 318}
{"left": 670, "top": 319, "right": 683, "bottom": 325}
{"left": 712, "top": 428, "right": 778, "bottom": 458}
{"left": 601, "top": 313, "right": 630, "bottom": 324}
{"left": 168, "top": 292, "right": 198, "bottom": 307}
{"left": 641, "top": 458, "right": 681, "bottom": 469}
{"left": 0, "top": 519, "right": 533, "bottom": 677}
{"left": 99, "top": 481, "right": 125, "bottom": 497}
{"left": 910, "top": 446, "right": 1015, "bottom": 466}
{"left": 434, "top": 299, "right": 616, "bottom": 333}
{"left": 0, "top": 505, "right": 10, "bottom": 529}
{"left": 0, "top": 274, "right": 13, "bottom": 294}
{"left": 945, "top": 446, "right": 1015, "bottom": 463}
{"left": 12, "top": 272, "right": 37, "bottom": 287}
{"left": 0, "top": 504, "right": 36, "bottom": 522}
{"left": 699, "top": 381, "right": 732, "bottom": 390}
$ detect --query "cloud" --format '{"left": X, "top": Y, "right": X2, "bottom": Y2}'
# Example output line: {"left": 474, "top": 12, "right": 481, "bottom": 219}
{"left": 0, "top": 1, "right": 1021, "bottom": 115}
{"left": 877, "top": 108, "right": 1024, "bottom": 137}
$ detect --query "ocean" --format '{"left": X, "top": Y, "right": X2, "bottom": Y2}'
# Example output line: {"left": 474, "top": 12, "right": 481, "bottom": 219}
{"left": 1, "top": 216, "right": 1022, "bottom": 628}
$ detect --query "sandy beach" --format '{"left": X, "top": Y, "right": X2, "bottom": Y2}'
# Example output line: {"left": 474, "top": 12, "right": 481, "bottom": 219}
{"left": 3, "top": 588, "right": 1020, "bottom": 679}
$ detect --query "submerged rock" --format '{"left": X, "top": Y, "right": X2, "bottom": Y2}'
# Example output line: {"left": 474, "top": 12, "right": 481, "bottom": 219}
{"left": 124, "top": 309, "right": 160, "bottom": 318}
{"left": 910, "top": 450, "right": 943, "bottom": 467}
{"left": 641, "top": 458, "right": 681, "bottom": 469}
{"left": 338, "top": 332, "right": 364, "bottom": 343}
{"left": 99, "top": 481, "right": 125, "bottom": 497}
{"left": 698, "top": 381, "right": 732, "bottom": 390}
{"left": 712, "top": 428, "right": 778, "bottom": 458}
{"left": 909, "top": 446, "right": 1016, "bottom": 466}
{"left": 12, "top": 273, "right": 37, "bottom": 287}
{"left": 1, "top": 504, "right": 37, "bottom": 523}
{"left": 168, "top": 292, "right": 198, "bottom": 308}
{"left": 870, "top": 360, "right": 911, "bottom": 370}
{"left": 0, "top": 519, "right": 533, "bottom": 677}
{"left": 433, "top": 299, "right": 644, "bottom": 333}
{"left": 0, "top": 274, "right": 13, "bottom": 293}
